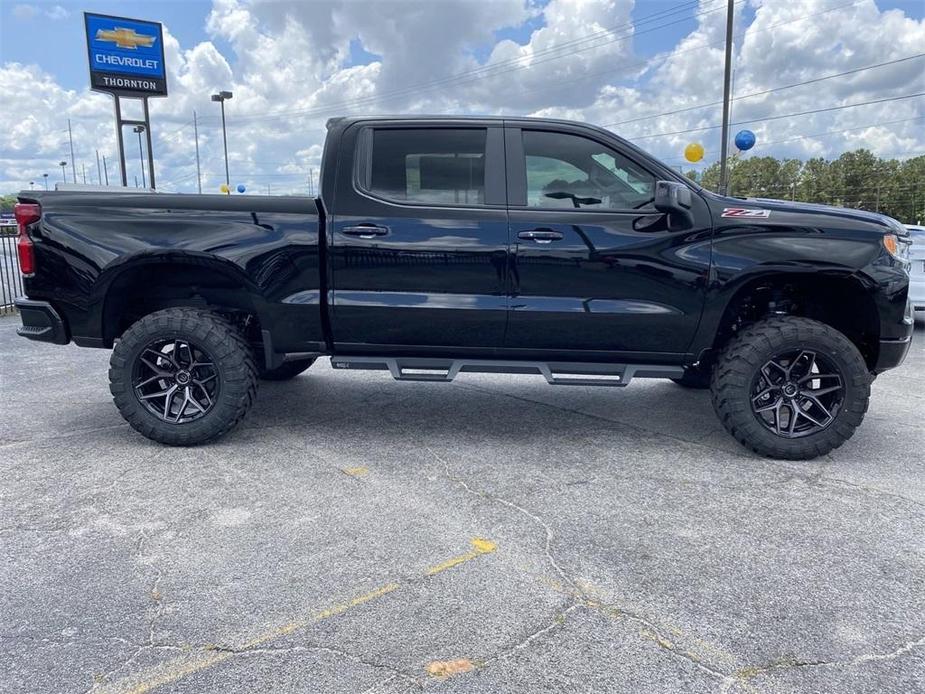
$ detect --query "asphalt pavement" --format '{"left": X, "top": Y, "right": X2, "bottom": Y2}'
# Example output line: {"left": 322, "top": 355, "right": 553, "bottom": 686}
{"left": 1, "top": 314, "right": 923, "bottom": 694}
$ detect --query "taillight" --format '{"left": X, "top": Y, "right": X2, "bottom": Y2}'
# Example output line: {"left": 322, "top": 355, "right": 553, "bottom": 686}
{"left": 13, "top": 202, "right": 40, "bottom": 276}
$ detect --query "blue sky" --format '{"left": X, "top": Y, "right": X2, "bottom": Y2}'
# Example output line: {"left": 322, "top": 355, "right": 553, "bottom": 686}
{"left": 1, "top": 0, "right": 923, "bottom": 193}
{"left": 17, "top": 0, "right": 925, "bottom": 93}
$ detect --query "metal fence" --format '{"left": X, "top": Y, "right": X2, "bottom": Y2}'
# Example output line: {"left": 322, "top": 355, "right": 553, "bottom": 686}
{"left": 1, "top": 224, "right": 24, "bottom": 315}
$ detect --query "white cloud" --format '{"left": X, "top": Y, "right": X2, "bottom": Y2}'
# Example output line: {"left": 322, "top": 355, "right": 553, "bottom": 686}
{"left": 44, "top": 5, "right": 69, "bottom": 20}
{"left": 0, "top": 0, "right": 923, "bottom": 194}
{"left": 11, "top": 4, "right": 37, "bottom": 20}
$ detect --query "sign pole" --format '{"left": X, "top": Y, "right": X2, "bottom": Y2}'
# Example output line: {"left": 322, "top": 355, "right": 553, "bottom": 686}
{"left": 114, "top": 96, "right": 128, "bottom": 186}
{"left": 142, "top": 97, "right": 156, "bottom": 189}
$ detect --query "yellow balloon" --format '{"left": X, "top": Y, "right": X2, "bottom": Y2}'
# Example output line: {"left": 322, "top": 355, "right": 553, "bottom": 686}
{"left": 684, "top": 143, "right": 704, "bottom": 163}
{"left": 219, "top": 183, "right": 230, "bottom": 193}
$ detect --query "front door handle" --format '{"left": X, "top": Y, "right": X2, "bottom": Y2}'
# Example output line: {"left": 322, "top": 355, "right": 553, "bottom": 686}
{"left": 341, "top": 224, "right": 390, "bottom": 239}
{"left": 518, "top": 229, "right": 564, "bottom": 244}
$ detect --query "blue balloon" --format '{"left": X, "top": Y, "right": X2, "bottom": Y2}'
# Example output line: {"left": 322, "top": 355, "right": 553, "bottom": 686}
{"left": 734, "top": 129, "right": 756, "bottom": 151}
{"left": 236, "top": 184, "right": 246, "bottom": 193}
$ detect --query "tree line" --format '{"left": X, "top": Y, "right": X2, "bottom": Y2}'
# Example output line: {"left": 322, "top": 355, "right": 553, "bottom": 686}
{"left": 685, "top": 149, "right": 924, "bottom": 225}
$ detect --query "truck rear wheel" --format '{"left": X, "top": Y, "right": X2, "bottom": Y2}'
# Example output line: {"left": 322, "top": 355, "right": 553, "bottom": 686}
{"left": 109, "top": 308, "right": 257, "bottom": 446}
{"left": 259, "top": 358, "right": 315, "bottom": 381}
{"left": 710, "top": 316, "right": 870, "bottom": 460}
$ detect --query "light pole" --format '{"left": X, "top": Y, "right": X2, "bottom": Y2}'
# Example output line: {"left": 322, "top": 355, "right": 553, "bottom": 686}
{"left": 133, "top": 125, "right": 146, "bottom": 188}
{"left": 211, "top": 90, "right": 233, "bottom": 189}
{"left": 59, "top": 161, "right": 67, "bottom": 183}
{"left": 29, "top": 181, "right": 34, "bottom": 190}
{"left": 42, "top": 173, "right": 49, "bottom": 190}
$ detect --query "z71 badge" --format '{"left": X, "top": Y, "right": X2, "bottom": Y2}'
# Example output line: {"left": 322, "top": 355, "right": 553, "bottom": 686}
{"left": 722, "top": 208, "right": 771, "bottom": 218}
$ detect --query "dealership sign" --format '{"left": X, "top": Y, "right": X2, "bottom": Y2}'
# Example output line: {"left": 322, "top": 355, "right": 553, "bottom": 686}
{"left": 84, "top": 13, "right": 167, "bottom": 96}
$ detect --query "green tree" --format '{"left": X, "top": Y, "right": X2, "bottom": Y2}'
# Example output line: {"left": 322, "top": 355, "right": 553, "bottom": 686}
{"left": 686, "top": 149, "right": 923, "bottom": 224}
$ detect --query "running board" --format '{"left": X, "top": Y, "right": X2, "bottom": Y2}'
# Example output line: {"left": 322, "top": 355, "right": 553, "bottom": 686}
{"left": 330, "top": 356, "right": 683, "bottom": 387}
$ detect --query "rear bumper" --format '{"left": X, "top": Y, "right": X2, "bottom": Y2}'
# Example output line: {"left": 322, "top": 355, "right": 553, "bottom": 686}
{"left": 14, "top": 297, "right": 69, "bottom": 345}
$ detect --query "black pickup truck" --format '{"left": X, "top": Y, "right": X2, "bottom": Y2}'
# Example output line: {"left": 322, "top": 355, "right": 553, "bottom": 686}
{"left": 13, "top": 116, "right": 914, "bottom": 459}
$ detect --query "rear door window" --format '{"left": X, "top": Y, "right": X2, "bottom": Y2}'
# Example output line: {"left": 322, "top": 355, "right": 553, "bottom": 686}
{"left": 362, "top": 128, "right": 488, "bottom": 206}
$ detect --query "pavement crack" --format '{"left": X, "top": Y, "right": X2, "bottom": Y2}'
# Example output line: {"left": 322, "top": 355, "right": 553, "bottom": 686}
{"left": 722, "top": 635, "right": 925, "bottom": 691}
{"left": 477, "top": 602, "right": 582, "bottom": 670}
{"left": 455, "top": 383, "right": 925, "bottom": 514}
{"left": 424, "top": 445, "right": 585, "bottom": 600}
{"left": 204, "top": 642, "right": 423, "bottom": 690}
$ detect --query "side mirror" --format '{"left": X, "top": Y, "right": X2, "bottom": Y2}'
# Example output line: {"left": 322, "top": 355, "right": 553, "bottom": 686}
{"left": 654, "top": 180, "right": 693, "bottom": 228}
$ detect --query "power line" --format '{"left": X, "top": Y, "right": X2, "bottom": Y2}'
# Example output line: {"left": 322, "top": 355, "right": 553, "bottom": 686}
{"left": 628, "top": 92, "right": 925, "bottom": 141}
{"left": 216, "top": 0, "right": 741, "bottom": 127}
{"left": 603, "top": 53, "right": 925, "bottom": 128}
{"left": 198, "top": 0, "right": 864, "bottom": 130}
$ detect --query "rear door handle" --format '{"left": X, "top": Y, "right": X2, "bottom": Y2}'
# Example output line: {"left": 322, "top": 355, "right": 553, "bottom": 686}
{"left": 518, "top": 229, "right": 564, "bottom": 244}
{"left": 341, "top": 224, "right": 390, "bottom": 239}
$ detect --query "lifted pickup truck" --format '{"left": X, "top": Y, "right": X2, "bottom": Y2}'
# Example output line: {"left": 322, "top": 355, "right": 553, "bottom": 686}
{"left": 13, "top": 116, "right": 914, "bottom": 459}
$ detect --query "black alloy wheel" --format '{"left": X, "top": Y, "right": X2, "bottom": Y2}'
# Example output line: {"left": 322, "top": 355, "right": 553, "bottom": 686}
{"left": 750, "top": 349, "right": 845, "bottom": 438}
{"left": 133, "top": 338, "right": 219, "bottom": 423}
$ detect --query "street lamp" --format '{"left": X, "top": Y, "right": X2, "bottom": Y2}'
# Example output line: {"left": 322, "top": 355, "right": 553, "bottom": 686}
{"left": 211, "top": 90, "right": 233, "bottom": 189}
{"left": 59, "top": 161, "right": 67, "bottom": 183}
{"left": 133, "top": 125, "right": 147, "bottom": 189}
{"left": 42, "top": 173, "right": 48, "bottom": 190}
{"left": 29, "top": 181, "right": 34, "bottom": 190}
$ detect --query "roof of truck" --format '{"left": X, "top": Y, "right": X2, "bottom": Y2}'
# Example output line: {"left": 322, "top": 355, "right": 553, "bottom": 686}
{"left": 326, "top": 114, "right": 612, "bottom": 130}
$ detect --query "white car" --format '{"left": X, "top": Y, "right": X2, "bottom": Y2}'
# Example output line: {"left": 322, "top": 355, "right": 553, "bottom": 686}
{"left": 907, "top": 225, "right": 925, "bottom": 318}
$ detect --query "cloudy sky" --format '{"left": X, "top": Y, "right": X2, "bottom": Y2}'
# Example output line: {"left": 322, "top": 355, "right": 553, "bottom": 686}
{"left": 1, "top": 0, "right": 923, "bottom": 195}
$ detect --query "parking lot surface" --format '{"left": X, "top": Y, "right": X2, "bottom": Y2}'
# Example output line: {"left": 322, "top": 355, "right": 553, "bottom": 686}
{"left": 1, "top": 315, "right": 923, "bottom": 694}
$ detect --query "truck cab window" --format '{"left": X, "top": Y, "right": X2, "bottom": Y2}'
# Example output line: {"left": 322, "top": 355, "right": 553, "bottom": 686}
{"left": 523, "top": 130, "right": 655, "bottom": 210}
{"left": 366, "top": 128, "right": 487, "bottom": 205}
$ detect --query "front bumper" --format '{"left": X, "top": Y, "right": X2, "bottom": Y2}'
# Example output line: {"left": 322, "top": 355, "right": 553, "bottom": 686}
{"left": 14, "top": 297, "right": 69, "bottom": 345}
{"left": 873, "top": 299, "right": 913, "bottom": 373}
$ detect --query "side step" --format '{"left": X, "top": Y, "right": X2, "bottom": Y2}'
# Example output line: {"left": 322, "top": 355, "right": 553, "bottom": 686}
{"left": 330, "top": 356, "right": 683, "bottom": 387}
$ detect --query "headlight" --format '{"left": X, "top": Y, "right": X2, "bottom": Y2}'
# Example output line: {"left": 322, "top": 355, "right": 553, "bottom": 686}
{"left": 883, "top": 233, "right": 911, "bottom": 261}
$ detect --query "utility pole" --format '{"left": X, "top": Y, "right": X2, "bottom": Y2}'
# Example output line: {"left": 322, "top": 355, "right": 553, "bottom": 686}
{"left": 308, "top": 168, "right": 315, "bottom": 196}
{"left": 211, "top": 91, "right": 233, "bottom": 188}
{"left": 135, "top": 175, "right": 139, "bottom": 188}
{"left": 96, "top": 150, "right": 102, "bottom": 184}
{"left": 82, "top": 163, "right": 87, "bottom": 184}
{"left": 102, "top": 155, "right": 109, "bottom": 185}
{"left": 67, "top": 118, "right": 77, "bottom": 183}
{"left": 717, "top": 0, "right": 735, "bottom": 196}
{"left": 193, "top": 110, "right": 202, "bottom": 194}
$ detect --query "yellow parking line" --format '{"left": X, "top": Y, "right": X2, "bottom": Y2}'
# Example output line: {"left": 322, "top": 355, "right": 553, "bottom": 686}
{"left": 425, "top": 538, "right": 497, "bottom": 576}
{"left": 94, "top": 539, "right": 495, "bottom": 694}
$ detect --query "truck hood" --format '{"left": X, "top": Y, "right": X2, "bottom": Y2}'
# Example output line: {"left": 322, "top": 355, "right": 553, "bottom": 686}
{"left": 743, "top": 196, "right": 908, "bottom": 235}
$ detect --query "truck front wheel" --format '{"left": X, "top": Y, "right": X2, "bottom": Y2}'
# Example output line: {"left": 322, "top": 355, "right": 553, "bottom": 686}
{"left": 710, "top": 316, "right": 870, "bottom": 460}
{"left": 109, "top": 308, "right": 258, "bottom": 446}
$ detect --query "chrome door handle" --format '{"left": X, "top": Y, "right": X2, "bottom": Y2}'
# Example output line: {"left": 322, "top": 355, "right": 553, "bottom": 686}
{"left": 518, "top": 229, "right": 564, "bottom": 244}
{"left": 341, "top": 225, "right": 390, "bottom": 239}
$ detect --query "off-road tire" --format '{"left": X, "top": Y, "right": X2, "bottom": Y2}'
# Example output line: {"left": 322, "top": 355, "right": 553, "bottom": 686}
{"left": 711, "top": 316, "right": 870, "bottom": 460}
{"left": 259, "top": 358, "right": 315, "bottom": 381}
{"left": 109, "top": 308, "right": 258, "bottom": 446}
{"left": 671, "top": 368, "right": 711, "bottom": 389}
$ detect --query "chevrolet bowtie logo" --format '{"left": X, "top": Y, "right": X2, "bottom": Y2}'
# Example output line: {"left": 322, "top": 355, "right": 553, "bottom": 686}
{"left": 96, "top": 27, "right": 156, "bottom": 50}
